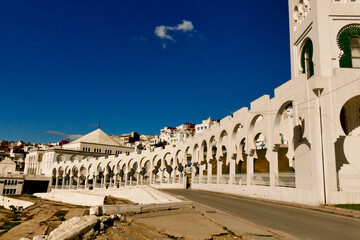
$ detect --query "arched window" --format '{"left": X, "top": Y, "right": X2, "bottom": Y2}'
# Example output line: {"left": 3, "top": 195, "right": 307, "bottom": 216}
{"left": 337, "top": 24, "right": 360, "bottom": 68}
{"left": 351, "top": 37, "right": 360, "bottom": 68}
{"left": 301, "top": 39, "right": 314, "bottom": 79}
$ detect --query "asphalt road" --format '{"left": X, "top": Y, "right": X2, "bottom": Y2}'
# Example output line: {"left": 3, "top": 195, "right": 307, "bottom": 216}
{"left": 163, "top": 189, "right": 360, "bottom": 240}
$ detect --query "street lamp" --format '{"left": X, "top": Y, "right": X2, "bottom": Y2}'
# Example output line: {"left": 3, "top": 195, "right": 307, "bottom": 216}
{"left": 313, "top": 88, "right": 326, "bottom": 204}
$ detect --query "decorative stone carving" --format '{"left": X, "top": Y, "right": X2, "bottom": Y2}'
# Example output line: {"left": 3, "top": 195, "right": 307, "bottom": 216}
{"left": 293, "top": 0, "right": 311, "bottom": 31}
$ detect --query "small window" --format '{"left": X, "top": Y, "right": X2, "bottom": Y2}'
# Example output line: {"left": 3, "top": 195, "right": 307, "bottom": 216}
{"left": 301, "top": 39, "right": 314, "bottom": 79}
{"left": 305, "top": 49, "right": 311, "bottom": 79}
{"left": 351, "top": 37, "right": 360, "bottom": 68}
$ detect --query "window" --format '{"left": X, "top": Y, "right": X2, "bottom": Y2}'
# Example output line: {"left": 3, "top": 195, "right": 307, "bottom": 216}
{"left": 338, "top": 24, "right": 360, "bottom": 68}
{"left": 300, "top": 39, "right": 314, "bottom": 79}
{"left": 305, "top": 49, "right": 311, "bottom": 79}
{"left": 351, "top": 37, "right": 360, "bottom": 68}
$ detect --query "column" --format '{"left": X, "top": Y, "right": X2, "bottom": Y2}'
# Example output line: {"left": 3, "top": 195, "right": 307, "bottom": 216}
{"left": 55, "top": 175, "right": 59, "bottom": 189}
{"left": 62, "top": 175, "right": 65, "bottom": 189}
{"left": 172, "top": 169, "right": 176, "bottom": 184}
{"left": 229, "top": 157, "right": 236, "bottom": 184}
{"left": 217, "top": 160, "right": 220, "bottom": 184}
{"left": 85, "top": 176, "right": 88, "bottom": 189}
{"left": 247, "top": 156, "right": 254, "bottom": 185}
{"left": 270, "top": 151, "right": 278, "bottom": 187}
{"left": 76, "top": 175, "right": 80, "bottom": 189}
{"left": 208, "top": 162, "right": 212, "bottom": 184}
{"left": 69, "top": 173, "right": 72, "bottom": 189}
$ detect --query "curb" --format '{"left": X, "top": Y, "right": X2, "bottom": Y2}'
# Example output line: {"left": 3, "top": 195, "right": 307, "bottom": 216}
{"left": 91, "top": 201, "right": 193, "bottom": 215}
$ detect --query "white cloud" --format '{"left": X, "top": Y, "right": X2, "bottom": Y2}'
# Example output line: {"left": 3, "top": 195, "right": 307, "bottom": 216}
{"left": 175, "top": 20, "right": 194, "bottom": 32}
{"left": 155, "top": 25, "right": 173, "bottom": 40}
{"left": 154, "top": 20, "right": 194, "bottom": 41}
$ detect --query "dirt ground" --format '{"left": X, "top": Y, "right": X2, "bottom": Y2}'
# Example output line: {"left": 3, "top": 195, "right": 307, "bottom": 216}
{"left": 96, "top": 209, "right": 242, "bottom": 240}
{"left": 0, "top": 195, "right": 88, "bottom": 240}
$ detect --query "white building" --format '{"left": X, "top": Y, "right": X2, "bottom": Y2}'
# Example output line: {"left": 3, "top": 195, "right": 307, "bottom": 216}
{"left": 24, "top": 129, "right": 134, "bottom": 176}
{"left": 195, "top": 117, "right": 214, "bottom": 135}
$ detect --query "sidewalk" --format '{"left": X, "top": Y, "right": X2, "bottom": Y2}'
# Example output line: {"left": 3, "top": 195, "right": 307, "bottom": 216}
{"left": 100, "top": 205, "right": 290, "bottom": 240}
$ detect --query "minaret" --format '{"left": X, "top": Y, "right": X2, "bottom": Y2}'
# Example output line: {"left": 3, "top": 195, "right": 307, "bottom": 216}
{"left": 288, "top": 0, "right": 360, "bottom": 79}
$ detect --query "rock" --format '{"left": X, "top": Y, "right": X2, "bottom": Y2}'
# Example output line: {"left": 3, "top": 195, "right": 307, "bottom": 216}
{"left": 89, "top": 206, "right": 102, "bottom": 216}
{"left": 82, "top": 229, "right": 96, "bottom": 240}
{"left": 99, "top": 222, "right": 105, "bottom": 231}
{"left": 119, "top": 215, "right": 126, "bottom": 222}
{"left": 32, "top": 236, "right": 47, "bottom": 240}
{"left": 116, "top": 214, "right": 122, "bottom": 219}
{"left": 19, "top": 238, "right": 31, "bottom": 240}
{"left": 99, "top": 216, "right": 110, "bottom": 222}
{"left": 48, "top": 215, "right": 99, "bottom": 240}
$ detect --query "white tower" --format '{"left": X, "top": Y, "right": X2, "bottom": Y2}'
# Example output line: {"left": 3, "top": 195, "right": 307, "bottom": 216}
{"left": 288, "top": 0, "right": 360, "bottom": 79}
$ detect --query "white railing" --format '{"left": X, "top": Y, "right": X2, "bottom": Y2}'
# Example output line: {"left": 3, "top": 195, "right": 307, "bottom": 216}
{"left": 338, "top": 173, "right": 360, "bottom": 192}
{"left": 200, "top": 175, "right": 208, "bottom": 184}
{"left": 234, "top": 174, "right": 247, "bottom": 185}
{"left": 219, "top": 175, "right": 230, "bottom": 184}
{"left": 192, "top": 176, "right": 199, "bottom": 184}
{"left": 210, "top": 176, "right": 217, "bottom": 184}
{"left": 276, "top": 172, "right": 296, "bottom": 188}
{"left": 253, "top": 173, "right": 270, "bottom": 186}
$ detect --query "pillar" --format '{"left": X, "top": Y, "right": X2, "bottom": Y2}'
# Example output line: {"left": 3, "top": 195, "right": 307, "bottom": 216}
{"left": 85, "top": 176, "right": 88, "bottom": 189}
{"left": 208, "top": 162, "right": 212, "bottom": 184}
{"left": 247, "top": 156, "right": 254, "bottom": 185}
{"left": 270, "top": 151, "right": 279, "bottom": 187}
{"left": 55, "top": 175, "right": 59, "bottom": 189}
{"left": 76, "top": 175, "right": 80, "bottom": 189}
{"left": 229, "top": 158, "right": 236, "bottom": 184}
{"left": 62, "top": 175, "right": 65, "bottom": 189}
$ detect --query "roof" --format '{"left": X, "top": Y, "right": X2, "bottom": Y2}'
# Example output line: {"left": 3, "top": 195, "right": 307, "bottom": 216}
{"left": 69, "top": 129, "right": 121, "bottom": 147}
{"left": 0, "top": 157, "right": 16, "bottom": 165}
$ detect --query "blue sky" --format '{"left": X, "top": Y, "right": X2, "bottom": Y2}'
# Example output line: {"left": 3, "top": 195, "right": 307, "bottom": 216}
{"left": 0, "top": 0, "right": 290, "bottom": 143}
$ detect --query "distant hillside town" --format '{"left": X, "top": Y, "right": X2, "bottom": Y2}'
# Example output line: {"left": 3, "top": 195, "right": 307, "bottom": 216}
{"left": 0, "top": 117, "right": 217, "bottom": 195}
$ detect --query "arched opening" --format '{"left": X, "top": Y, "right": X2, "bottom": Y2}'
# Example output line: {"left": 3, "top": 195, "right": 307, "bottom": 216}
{"left": 51, "top": 168, "right": 57, "bottom": 187}
{"left": 340, "top": 95, "right": 360, "bottom": 135}
{"left": 200, "top": 140, "right": 208, "bottom": 183}
{"left": 79, "top": 165, "right": 87, "bottom": 188}
{"left": 152, "top": 158, "right": 161, "bottom": 184}
{"left": 105, "top": 164, "right": 113, "bottom": 188}
{"left": 128, "top": 162, "right": 138, "bottom": 185}
{"left": 96, "top": 165, "right": 104, "bottom": 188}
{"left": 210, "top": 137, "right": 218, "bottom": 184}
{"left": 337, "top": 24, "right": 360, "bottom": 68}
{"left": 301, "top": 39, "right": 314, "bottom": 79}
{"left": 235, "top": 138, "right": 247, "bottom": 185}
{"left": 336, "top": 95, "right": 360, "bottom": 192}
{"left": 174, "top": 150, "right": 183, "bottom": 184}
{"left": 71, "top": 167, "right": 79, "bottom": 189}
{"left": 220, "top": 145, "right": 230, "bottom": 184}
{"left": 253, "top": 133, "right": 270, "bottom": 186}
